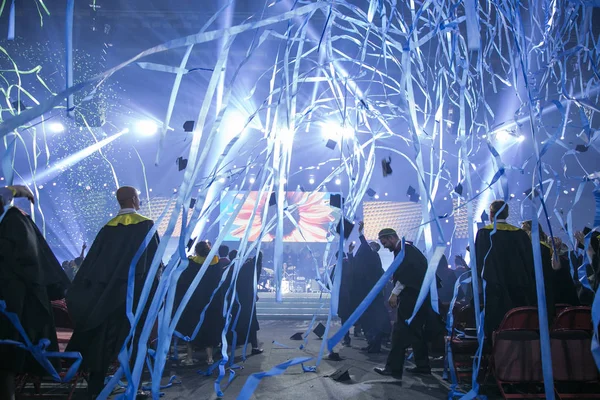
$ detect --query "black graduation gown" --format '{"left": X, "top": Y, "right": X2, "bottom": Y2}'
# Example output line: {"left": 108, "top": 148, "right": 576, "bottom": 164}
{"left": 353, "top": 236, "right": 390, "bottom": 335}
{"left": 0, "top": 207, "right": 70, "bottom": 374}
{"left": 538, "top": 242, "right": 556, "bottom": 320}
{"left": 393, "top": 243, "right": 429, "bottom": 323}
{"left": 330, "top": 257, "right": 354, "bottom": 321}
{"left": 232, "top": 258, "right": 261, "bottom": 342}
{"left": 66, "top": 213, "right": 159, "bottom": 374}
{"left": 174, "top": 256, "right": 225, "bottom": 348}
{"left": 553, "top": 255, "right": 579, "bottom": 306}
{"left": 475, "top": 223, "right": 536, "bottom": 336}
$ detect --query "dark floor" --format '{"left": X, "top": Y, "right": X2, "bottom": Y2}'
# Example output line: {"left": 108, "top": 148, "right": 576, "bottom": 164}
{"left": 21, "top": 320, "right": 503, "bottom": 399}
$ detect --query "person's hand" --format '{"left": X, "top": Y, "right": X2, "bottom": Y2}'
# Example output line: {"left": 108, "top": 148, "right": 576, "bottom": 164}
{"left": 8, "top": 185, "right": 34, "bottom": 203}
{"left": 82, "top": 243, "right": 87, "bottom": 251}
{"left": 358, "top": 221, "right": 364, "bottom": 234}
{"left": 575, "top": 231, "right": 585, "bottom": 246}
{"left": 348, "top": 241, "right": 355, "bottom": 253}
{"left": 388, "top": 293, "right": 398, "bottom": 308}
{"left": 550, "top": 236, "right": 563, "bottom": 249}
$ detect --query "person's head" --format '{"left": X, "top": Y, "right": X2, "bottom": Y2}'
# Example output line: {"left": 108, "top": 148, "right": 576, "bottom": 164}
{"left": 229, "top": 249, "right": 238, "bottom": 260}
{"left": 116, "top": 186, "right": 140, "bottom": 211}
{"left": 489, "top": 200, "right": 508, "bottom": 222}
{"left": 369, "top": 242, "right": 381, "bottom": 252}
{"left": 195, "top": 240, "right": 211, "bottom": 258}
{"left": 521, "top": 220, "right": 548, "bottom": 242}
{"left": 218, "top": 245, "right": 230, "bottom": 258}
{"left": 62, "top": 261, "right": 70, "bottom": 269}
{"left": 378, "top": 228, "right": 399, "bottom": 251}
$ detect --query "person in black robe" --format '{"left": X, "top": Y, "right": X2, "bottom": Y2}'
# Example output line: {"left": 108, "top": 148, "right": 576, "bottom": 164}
{"left": 353, "top": 221, "right": 390, "bottom": 353}
{"left": 521, "top": 221, "right": 562, "bottom": 320}
{"left": 174, "top": 241, "right": 225, "bottom": 365}
{"left": 0, "top": 186, "right": 70, "bottom": 400}
{"left": 66, "top": 186, "right": 160, "bottom": 399}
{"left": 329, "top": 250, "right": 354, "bottom": 346}
{"left": 374, "top": 227, "right": 431, "bottom": 379}
{"left": 475, "top": 200, "right": 536, "bottom": 337}
{"left": 232, "top": 253, "right": 263, "bottom": 355}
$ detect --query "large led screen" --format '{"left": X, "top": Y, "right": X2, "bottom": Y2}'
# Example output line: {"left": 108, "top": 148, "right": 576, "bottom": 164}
{"left": 220, "top": 191, "right": 338, "bottom": 242}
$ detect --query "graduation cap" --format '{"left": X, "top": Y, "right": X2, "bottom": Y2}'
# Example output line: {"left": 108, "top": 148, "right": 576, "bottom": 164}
{"left": 183, "top": 120, "right": 195, "bottom": 132}
{"left": 575, "top": 144, "right": 589, "bottom": 153}
{"left": 329, "top": 366, "right": 350, "bottom": 381}
{"left": 325, "top": 139, "right": 337, "bottom": 150}
{"left": 189, "top": 198, "right": 196, "bottom": 209}
{"left": 186, "top": 239, "right": 195, "bottom": 252}
{"left": 523, "top": 188, "right": 540, "bottom": 199}
{"left": 454, "top": 183, "right": 463, "bottom": 196}
{"left": 269, "top": 192, "right": 277, "bottom": 207}
{"left": 176, "top": 157, "right": 188, "bottom": 171}
{"left": 366, "top": 188, "right": 377, "bottom": 197}
{"left": 11, "top": 100, "right": 27, "bottom": 111}
{"left": 330, "top": 194, "right": 342, "bottom": 209}
{"left": 290, "top": 332, "right": 303, "bottom": 340}
{"left": 382, "top": 157, "right": 393, "bottom": 177}
{"left": 336, "top": 218, "right": 355, "bottom": 239}
{"left": 313, "top": 322, "right": 326, "bottom": 338}
{"left": 407, "top": 186, "right": 419, "bottom": 203}
{"left": 480, "top": 210, "right": 489, "bottom": 223}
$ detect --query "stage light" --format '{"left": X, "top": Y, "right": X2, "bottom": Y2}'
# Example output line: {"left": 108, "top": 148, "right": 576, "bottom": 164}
{"left": 571, "top": 187, "right": 575, "bottom": 192}
{"left": 219, "top": 177, "right": 226, "bottom": 183}
{"left": 516, "top": 135, "right": 525, "bottom": 142}
{"left": 48, "top": 122, "right": 65, "bottom": 133}
{"left": 309, "top": 176, "right": 315, "bottom": 185}
{"left": 563, "top": 190, "right": 569, "bottom": 194}
{"left": 280, "top": 127, "right": 295, "bottom": 146}
{"left": 322, "top": 122, "right": 355, "bottom": 141}
{"left": 249, "top": 176, "right": 256, "bottom": 184}
{"left": 136, "top": 120, "right": 158, "bottom": 136}
{"left": 38, "top": 185, "right": 43, "bottom": 189}
{"left": 335, "top": 178, "right": 341, "bottom": 185}
{"left": 495, "top": 130, "right": 510, "bottom": 142}
{"left": 385, "top": 192, "right": 388, "bottom": 196}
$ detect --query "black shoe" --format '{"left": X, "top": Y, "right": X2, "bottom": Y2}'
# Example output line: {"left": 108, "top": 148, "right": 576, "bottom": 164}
{"left": 373, "top": 367, "right": 402, "bottom": 379}
{"left": 406, "top": 366, "right": 431, "bottom": 375}
{"left": 327, "top": 352, "right": 342, "bottom": 361}
{"left": 360, "top": 346, "right": 369, "bottom": 351}
{"left": 251, "top": 348, "right": 264, "bottom": 355}
{"left": 367, "top": 347, "right": 381, "bottom": 354}
{"left": 342, "top": 339, "right": 351, "bottom": 347}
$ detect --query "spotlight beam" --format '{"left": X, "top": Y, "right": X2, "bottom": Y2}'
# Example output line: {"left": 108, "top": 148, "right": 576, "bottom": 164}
{"left": 23, "top": 129, "right": 128, "bottom": 185}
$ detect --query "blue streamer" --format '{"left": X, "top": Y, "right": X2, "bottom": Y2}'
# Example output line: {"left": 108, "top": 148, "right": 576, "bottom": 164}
{"left": 237, "top": 357, "right": 312, "bottom": 400}
{"left": 7, "top": 0, "right": 15, "bottom": 40}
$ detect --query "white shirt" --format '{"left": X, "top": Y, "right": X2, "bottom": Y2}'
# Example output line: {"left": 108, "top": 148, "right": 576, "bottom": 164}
{"left": 494, "top": 219, "right": 507, "bottom": 224}
{"left": 117, "top": 208, "right": 137, "bottom": 215}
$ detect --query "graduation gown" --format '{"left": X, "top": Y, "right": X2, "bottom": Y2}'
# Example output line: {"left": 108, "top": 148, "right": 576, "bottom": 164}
{"left": 232, "top": 257, "right": 261, "bottom": 341}
{"left": 174, "top": 255, "right": 225, "bottom": 348}
{"left": 539, "top": 242, "right": 556, "bottom": 320}
{"left": 353, "top": 235, "right": 390, "bottom": 335}
{"left": 330, "top": 257, "right": 354, "bottom": 321}
{"left": 553, "top": 255, "right": 579, "bottom": 306}
{"left": 0, "top": 207, "right": 70, "bottom": 374}
{"left": 66, "top": 213, "right": 159, "bottom": 373}
{"left": 475, "top": 223, "right": 536, "bottom": 336}
{"left": 393, "top": 243, "right": 429, "bottom": 322}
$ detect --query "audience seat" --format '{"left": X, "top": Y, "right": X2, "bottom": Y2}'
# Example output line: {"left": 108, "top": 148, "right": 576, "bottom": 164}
{"left": 551, "top": 306, "right": 600, "bottom": 398}
{"left": 492, "top": 307, "right": 549, "bottom": 399}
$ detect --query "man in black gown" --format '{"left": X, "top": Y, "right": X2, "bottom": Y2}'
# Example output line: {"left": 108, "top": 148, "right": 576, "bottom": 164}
{"left": 175, "top": 241, "right": 225, "bottom": 365}
{"left": 66, "top": 186, "right": 160, "bottom": 399}
{"left": 374, "top": 227, "right": 431, "bottom": 379}
{"left": 353, "top": 221, "right": 389, "bottom": 353}
{"left": 232, "top": 253, "right": 263, "bottom": 355}
{"left": 0, "top": 186, "right": 70, "bottom": 400}
{"left": 475, "top": 200, "right": 536, "bottom": 337}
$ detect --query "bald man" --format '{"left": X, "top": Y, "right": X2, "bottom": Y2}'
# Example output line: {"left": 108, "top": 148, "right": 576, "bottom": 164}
{"left": 66, "top": 186, "right": 160, "bottom": 399}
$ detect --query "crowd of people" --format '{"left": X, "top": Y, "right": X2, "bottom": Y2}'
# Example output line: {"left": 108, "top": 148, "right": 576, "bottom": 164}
{"left": 1, "top": 185, "right": 599, "bottom": 399}
{"left": 0, "top": 185, "right": 263, "bottom": 400}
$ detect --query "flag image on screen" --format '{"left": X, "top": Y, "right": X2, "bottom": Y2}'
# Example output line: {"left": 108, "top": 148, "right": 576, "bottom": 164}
{"left": 220, "top": 191, "right": 337, "bottom": 242}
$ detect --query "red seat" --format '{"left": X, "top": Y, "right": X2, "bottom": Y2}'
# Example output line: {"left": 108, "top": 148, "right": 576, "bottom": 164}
{"left": 447, "top": 304, "right": 490, "bottom": 384}
{"left": 551, "top": 307, "right": 600, "bottom": 398}
{"left": 492, "top": 307, "right": 549, "bottom": 399}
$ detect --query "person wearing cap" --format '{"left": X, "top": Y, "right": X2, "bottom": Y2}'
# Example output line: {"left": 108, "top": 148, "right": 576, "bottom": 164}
{"left": 1, "top": 185, "right": 69, "bottom": 400}
{"left": 373, "top": 226, "right": 431, "bottom": 379}
{"left": 475, "top": 200, "right": 536, "bottom": 337}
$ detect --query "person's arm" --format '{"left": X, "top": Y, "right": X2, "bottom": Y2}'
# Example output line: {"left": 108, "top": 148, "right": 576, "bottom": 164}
{"left": 79, "top": 242, "right": 87, "bottom": 259}
{"left": 0, "top": 187, "right": 15, "bottom": 207}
